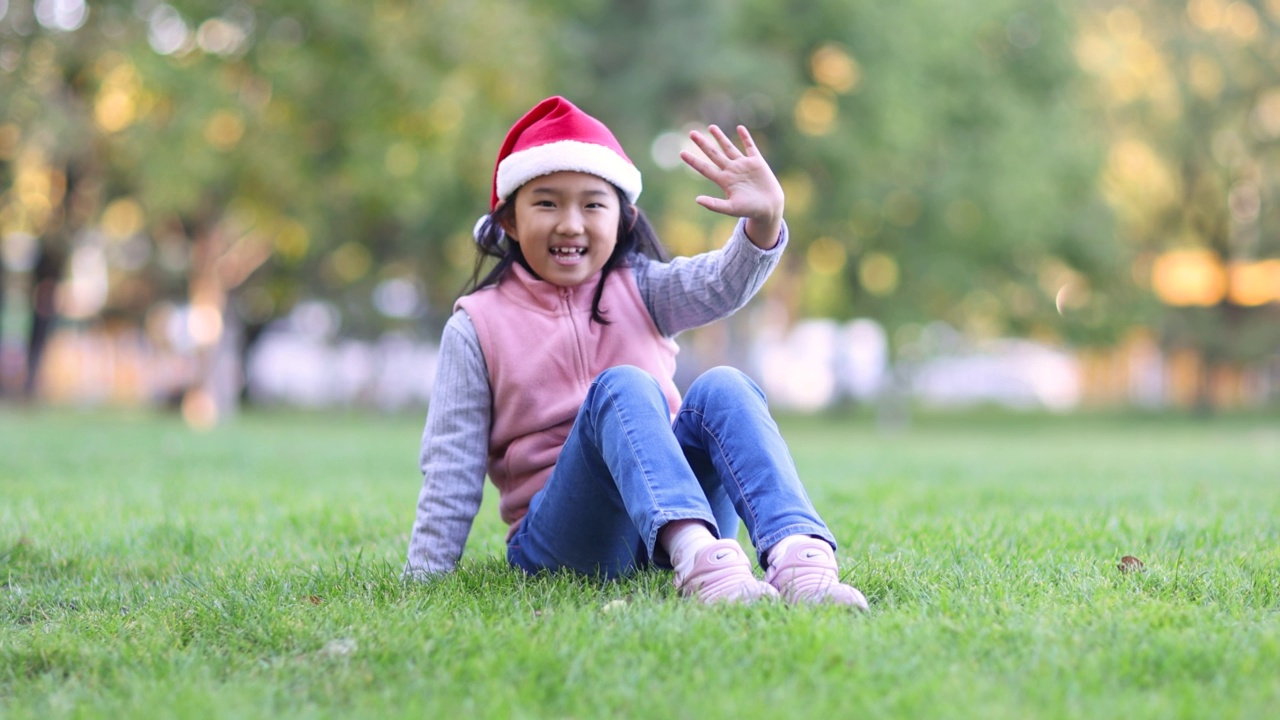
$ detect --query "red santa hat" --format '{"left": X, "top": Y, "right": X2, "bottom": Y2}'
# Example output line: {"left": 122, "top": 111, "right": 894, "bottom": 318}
{"left": 488, "top": 96, "right": 642, "bottom": 211}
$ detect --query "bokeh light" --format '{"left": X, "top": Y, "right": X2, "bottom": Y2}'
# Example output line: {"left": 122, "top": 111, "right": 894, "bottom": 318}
{"left": 794, "top": 88, "right": 837, "bottom": 136}
{"left": 1226, "top": 1, "right": 1260, "bottom": 41}
{"left": 1188, "top": 53, "right": 1224, "bottom": 99}
{"left": 93, "top": 57, "right": 148, "bottom": 133}
{"left": 327, "top": 242, "right": 372, "bottom": 284}
{"left": 858, "top": 252, "right": 899, "bottom": 296}
{"left": 373, "top": 277, "right": 424, "bottom": 319}
{"left": 34, "top": 0, "right": 87, "bottom": 32}
{"left": 1227, "top": 260, "right": 1280, "bottom": 306}
{"left": 101, "top": 198, "right": 145, "bottom": 239}
{"left": 1254, "top": 88, "right": 1280, "bottom": 137}
{"left": 273, "top": 220, "right": 310, "bottom": 262}
{"left": 806, "top": 237, "right": 846, "bottom": 276}
{"left": 1151, "top": 249, "right": 1227, "bottom": 306}
{"left": 1188, "top": 0, "right": 1226, "bottom": 31}
{"left": 196, "top": 17, "right": 248, "bottom": 57}
{"left": 148, "top": 5, "right": 190, "bottom": 56}
{"left": 205, "top": 111, "right": 246, "bottom": 151}
{"left": 810, "top": 44, "right": 861, "bottom": 94}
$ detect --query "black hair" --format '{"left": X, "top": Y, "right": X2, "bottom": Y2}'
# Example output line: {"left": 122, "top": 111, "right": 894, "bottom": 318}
{"left": 462, "top": 183, "right": 669, "bottom": 325}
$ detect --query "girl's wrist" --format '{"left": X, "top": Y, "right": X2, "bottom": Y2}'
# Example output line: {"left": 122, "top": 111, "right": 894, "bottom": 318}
{"left": 744, "top": 215, "right": 783, "bottom": 250}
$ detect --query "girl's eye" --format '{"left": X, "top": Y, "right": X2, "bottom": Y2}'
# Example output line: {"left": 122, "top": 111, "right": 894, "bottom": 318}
{"left": 534, "top": 200, "right": 555, "bottom": 208}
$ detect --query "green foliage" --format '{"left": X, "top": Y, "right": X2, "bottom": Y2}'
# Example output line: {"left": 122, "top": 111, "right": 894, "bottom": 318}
{"left": 733, "top": 0, "right": 1124, "bottom": 339}
{"left": 1, "top": 0, "right": 1129, "bottom": 342}
{"left": 2, "top": 408, "right": 1279, "bottom": 718}
{"left": 1075, "top": 0, "right": 1280, "bottom": 366}
{"left": 2, "top": 0, "right": 1278, "bottom": 360}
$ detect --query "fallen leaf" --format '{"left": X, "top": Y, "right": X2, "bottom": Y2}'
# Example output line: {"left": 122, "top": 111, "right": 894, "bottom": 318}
{"left": 1117, "top": 555, "right": 1145, "bottom": 573}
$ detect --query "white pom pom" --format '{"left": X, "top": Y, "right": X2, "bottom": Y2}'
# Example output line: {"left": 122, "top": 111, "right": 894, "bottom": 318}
{"left": 473, "top": 215, "right": 491, "bottom": 243}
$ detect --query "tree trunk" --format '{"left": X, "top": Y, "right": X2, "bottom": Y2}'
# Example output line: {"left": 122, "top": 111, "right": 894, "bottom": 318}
{"left": 0, "top": 264, "right": 6, "bottom": 398}
{"left": 24, "top": 247, "right": 64, "bottom": 400}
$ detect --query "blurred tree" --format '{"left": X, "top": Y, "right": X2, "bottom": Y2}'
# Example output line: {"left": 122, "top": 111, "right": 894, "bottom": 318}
{"left": 720, "top": 0, "right": 1132, "bottom": 352}
{"left": 12, "top": 0, "right": 1270, "bottom": 415}
{"left": 535, "top": 0, "right": 1132, "bottom": 350}
{"left": 0, "top": 0, "right": 106, "bottom": 398}
{"left": 1077, "top": 0, "right": 1280, "bottom": 410}
{"left": 2, "top": 0, "right": 557, "bottom": 415}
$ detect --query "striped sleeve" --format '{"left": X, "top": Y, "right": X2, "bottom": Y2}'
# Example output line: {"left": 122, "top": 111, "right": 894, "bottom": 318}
{"left": 633, "top": 217, "right": 788, "bottom": 337}
{"left": 404, "top": 310, "right": 492, "bottom": 578}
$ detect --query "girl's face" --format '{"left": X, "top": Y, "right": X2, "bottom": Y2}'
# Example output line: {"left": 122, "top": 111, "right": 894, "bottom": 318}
{"left": 502, "top": 171, "right": 621, "bottom": 288}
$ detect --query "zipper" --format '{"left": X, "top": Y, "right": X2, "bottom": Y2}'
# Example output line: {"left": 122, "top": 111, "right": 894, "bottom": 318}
{"left": 561, "top": 286, "right": 590, "bottom": 385}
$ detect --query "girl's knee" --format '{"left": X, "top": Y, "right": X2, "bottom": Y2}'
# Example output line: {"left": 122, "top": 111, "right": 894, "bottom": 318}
{"left": 682, "top": 367, "right": 768, "bottom": 416}
{"left": 690, "top": 366, "right": 761, "bottom": 397}
{"left": 595, "top": 365, "right": 657, "bottom": 389}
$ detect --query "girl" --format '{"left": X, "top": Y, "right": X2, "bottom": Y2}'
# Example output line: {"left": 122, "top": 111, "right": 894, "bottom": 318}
{"left": 405, "top": 96, "right": 867, "bottom": 608}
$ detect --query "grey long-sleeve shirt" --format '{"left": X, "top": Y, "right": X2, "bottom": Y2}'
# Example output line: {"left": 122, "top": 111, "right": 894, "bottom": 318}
{"left": 404, "top": 218, "right": 788, "bottom": 577}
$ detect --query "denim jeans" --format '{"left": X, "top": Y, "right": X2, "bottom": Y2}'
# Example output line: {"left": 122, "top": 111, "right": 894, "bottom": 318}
{"left": 507, "top": 365, "right": 835, "bottom": 579}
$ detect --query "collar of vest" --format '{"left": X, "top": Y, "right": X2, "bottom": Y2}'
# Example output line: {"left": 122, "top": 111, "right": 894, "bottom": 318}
{"left": 496, "top": 262, "right": 610, "bottom": 314}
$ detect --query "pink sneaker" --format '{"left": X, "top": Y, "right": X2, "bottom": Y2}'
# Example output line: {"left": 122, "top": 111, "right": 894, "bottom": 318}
{"left": 673, "top": 539, "right": 779, "bottom": 604}
{"left": 765, "top": 537, "right": 869, "bottom": 610}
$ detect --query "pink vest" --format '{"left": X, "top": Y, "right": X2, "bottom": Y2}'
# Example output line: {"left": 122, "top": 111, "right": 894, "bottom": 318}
{"left": 455, "top": 263, "right": 681, "bottom": 530}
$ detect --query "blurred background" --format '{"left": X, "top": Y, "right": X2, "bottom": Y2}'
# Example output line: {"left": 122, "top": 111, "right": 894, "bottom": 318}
{"left": 1, "top": 0, "right": 1278, "bottom": 428}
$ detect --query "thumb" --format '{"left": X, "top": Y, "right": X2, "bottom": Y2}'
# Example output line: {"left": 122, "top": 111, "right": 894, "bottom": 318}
{"left": 695, "top": 196, "right": 735, "bottom": 215}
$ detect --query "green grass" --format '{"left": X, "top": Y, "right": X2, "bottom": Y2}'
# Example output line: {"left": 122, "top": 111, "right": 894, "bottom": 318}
{"left": 2, "top": 406, "right": 1278, "bottom": 719}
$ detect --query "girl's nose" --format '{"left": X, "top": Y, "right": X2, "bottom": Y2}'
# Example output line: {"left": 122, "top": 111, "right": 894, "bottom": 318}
{"left": 556, "top": 208, "right": 585, "bottom": 235}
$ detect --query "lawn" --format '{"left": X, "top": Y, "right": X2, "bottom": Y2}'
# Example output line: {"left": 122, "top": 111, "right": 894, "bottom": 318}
{"left": 2, "top": 407, "right": 1278, "bottom": 719}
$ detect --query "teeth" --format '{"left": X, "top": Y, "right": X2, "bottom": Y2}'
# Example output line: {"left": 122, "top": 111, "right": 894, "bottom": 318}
{"left": 551, "top": 247, "right": 585, "bottom": 257}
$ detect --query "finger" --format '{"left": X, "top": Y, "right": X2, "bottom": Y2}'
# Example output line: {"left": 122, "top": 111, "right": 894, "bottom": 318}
{"left": 709, "top": 124, "right": 743, "bottom": 160}
{"left": 736, "top": 126, "right": 760, "bottom": 157}
{"left": 679, "top": 148, "right": 722, "bottom": 181}
{"left": 688, "top": 130, "right": 729, "bottom": 168}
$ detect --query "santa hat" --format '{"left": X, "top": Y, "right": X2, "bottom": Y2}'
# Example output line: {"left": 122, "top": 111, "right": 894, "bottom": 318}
{"left": 488, "top": 96, "right": 642, "bottom": 211}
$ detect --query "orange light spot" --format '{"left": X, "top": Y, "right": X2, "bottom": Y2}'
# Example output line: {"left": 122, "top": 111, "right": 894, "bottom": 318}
{"left": 1151, "top": 249, "right": 1227, "bottom": 306}
{"left": 1228, "top": 260, "right": 1280, "bottom": 306}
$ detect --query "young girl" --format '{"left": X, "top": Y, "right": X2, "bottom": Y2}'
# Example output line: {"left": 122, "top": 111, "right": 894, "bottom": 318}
{"left": 405, "top": 96, "right": 867, "bottom": 608}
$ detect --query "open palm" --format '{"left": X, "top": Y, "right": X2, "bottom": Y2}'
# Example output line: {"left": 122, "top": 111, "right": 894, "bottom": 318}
{"left": 681, "top": 125, "right": 785, "bottom": 248}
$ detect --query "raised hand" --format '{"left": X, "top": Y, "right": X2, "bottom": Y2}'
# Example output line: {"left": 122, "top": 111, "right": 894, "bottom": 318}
{"left": 680, "top": 125, "right": 786, "bottom": 250}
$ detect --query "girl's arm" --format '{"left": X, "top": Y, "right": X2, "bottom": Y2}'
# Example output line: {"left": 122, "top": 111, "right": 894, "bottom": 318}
{"left": 404, "top": 311, "right": 491, "bottom": 578}
{"left": 633, "top": 122, "right": 788, "bottom": 336}
{"left": 632, "top": 219, "right": 788, "bottom": 337}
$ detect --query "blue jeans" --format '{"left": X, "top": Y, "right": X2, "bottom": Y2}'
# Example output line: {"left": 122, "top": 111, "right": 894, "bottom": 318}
{"left": 507, "top": 365, "right": 835, "bottom": 579}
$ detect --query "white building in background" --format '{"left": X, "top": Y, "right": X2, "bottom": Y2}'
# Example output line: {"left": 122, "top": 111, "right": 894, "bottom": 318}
{"left": 245, "top": 301, "right": 436, "bottom": 411}
{"left": 751, "top": 318, "right": 1081, "bottom": 413}
{"left": 754, "top": 319, "right": 840, "bottom": 412}
{"left": 753, "top": 318, "right": 889, "bottom": 411}
{"left": 911, "top": 339, "right": 1081, "bottom": 412}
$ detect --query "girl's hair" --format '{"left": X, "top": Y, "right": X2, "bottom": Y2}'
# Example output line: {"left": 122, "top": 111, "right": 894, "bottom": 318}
{"left": 462, "top": 183, "right": 670, "bottom": 325}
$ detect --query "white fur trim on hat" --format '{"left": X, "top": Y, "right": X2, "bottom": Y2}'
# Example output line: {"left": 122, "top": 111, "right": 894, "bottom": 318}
{"left": 496, "top": 140, "right": 642, "bottom": 204}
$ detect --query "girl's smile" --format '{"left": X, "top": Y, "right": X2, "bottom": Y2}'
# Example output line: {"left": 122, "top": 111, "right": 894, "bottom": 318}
{"left": 502, "top": 171, "right": 621, "bottom": 287}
